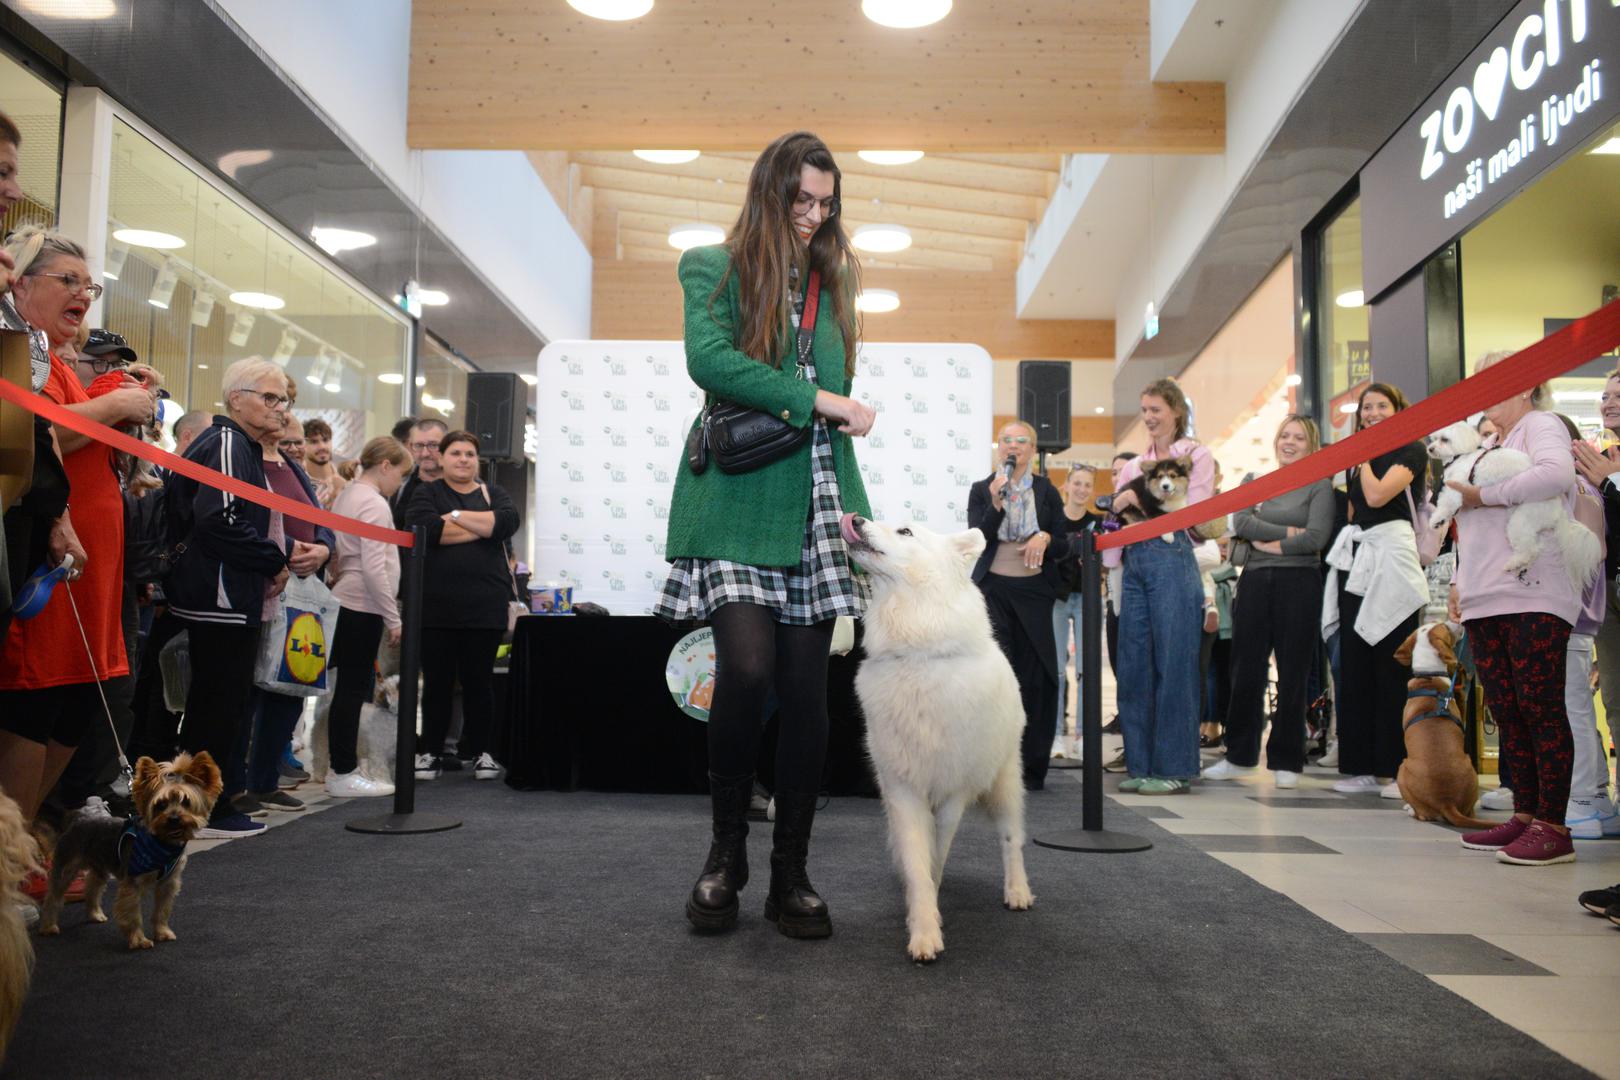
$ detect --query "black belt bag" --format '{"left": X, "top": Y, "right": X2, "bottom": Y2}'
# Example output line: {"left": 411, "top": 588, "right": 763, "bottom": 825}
{"left": 687, "top": 270, "right": 820, "bottom": 476}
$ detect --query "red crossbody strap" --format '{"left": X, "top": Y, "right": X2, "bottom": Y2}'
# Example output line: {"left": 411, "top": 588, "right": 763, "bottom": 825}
{"left": 802, "top": 270, "right": 821, "bottom": 330}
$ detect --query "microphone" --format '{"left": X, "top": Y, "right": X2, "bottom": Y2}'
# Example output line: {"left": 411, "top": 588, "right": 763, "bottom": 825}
{"left": 1000, "top": 454, "right": 1016, "bottom": 483}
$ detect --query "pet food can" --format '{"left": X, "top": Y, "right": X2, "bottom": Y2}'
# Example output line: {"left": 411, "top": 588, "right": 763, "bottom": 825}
{"left": 528, "top": 584, "right": 574, "bottom": 615}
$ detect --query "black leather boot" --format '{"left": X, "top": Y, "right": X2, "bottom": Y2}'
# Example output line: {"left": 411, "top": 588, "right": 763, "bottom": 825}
{"left": 763, "top": 790, "right": 832, "bottom": 939}
{"left": 686, "top": 772, "right": 753, "bottom": 932}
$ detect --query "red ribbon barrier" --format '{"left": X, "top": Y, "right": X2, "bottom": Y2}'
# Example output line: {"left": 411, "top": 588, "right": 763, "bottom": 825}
{"left": 1098, "top": 298, "right": 1620, "bottom": 551}
{"left": 0, "top": 375, "right": 415, "bottom": 548}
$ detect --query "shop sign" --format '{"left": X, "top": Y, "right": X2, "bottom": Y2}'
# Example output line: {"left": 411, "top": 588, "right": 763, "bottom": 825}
{"left": 1361, "top": 0, "right": 1620, "bottom": 299}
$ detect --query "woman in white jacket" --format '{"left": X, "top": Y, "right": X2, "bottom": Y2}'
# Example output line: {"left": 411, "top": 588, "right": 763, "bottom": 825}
{"left": 324, "top": 436, "right": 410, "bottom": 797}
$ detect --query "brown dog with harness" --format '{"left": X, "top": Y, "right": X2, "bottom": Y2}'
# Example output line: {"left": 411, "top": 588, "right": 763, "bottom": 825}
{"left": 1392, "top": 622, "right": 1495, "bottom": 829}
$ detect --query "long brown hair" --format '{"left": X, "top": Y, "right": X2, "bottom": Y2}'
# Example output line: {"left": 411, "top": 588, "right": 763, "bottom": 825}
{"left": 1354, "top": 382, "right": 1408, "bottom": 431}
{"left": 717, "top": 131, "right": 862, "bottom": 378}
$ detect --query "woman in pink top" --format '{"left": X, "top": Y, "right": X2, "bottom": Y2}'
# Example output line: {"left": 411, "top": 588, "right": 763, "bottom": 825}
{"left": 324, "top": 436, "right": 410, "bottom": 799}
{"left": 1446, "top": 355, "right": 1590, "bottom": 865}
{"left": 1105, "top": 378, "right": 1214, "bottom": 795}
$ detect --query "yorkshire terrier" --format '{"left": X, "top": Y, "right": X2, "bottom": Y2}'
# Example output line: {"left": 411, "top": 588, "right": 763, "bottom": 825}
{"left": 38, "top": 753, "right": 222, "bottom": 950}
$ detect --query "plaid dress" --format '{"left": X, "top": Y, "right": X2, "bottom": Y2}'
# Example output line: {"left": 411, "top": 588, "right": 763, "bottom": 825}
{"left": 655, "top": 276, "right": 866, "bottom": 626}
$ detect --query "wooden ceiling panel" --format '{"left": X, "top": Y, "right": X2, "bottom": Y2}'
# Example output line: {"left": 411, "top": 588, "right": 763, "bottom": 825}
{"left": 409, "top": 0, "right": 1224, "bottom": 154}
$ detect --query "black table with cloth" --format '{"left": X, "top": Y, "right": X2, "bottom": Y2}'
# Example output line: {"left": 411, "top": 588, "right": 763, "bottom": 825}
{"left": 496, "top": 615, "right": 877, "bottom": 796}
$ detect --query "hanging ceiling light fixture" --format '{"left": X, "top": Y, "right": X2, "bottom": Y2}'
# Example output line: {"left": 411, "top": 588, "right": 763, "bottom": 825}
{"left": 305, "top": 350, "right": 332, "bottom": 388}
{"left": 857, "top": 150, "right": 926, "bottom": 166}
{"left": 324, "top": 358, "right": 345, "bottom": 394}
{"left": 855, "top": 289, "right": 900, "bottom": 313}
{"left": 229, "top": 291, "right": 286, "bottom": 311}
{"left": 861, "top": 0, "right": 951, "bottom": 28}
{"left": 271, "top": 330, "right": 299, "bottom": 368}
{"left": 852, "top": 224, "right": 913, "bottom": 253}
{"left": 189, "top": 292, "right": 217, "bottom": 328}
{"left": 668, "top": 223, "right": 725, "bottom": 251}
{"left": 633, "top": 150, "right": 701, "bottom": 164}
{"left": 566, "top": 0, "right": 653, "bottom": 19}
{"left": 103, "top": 242, "right": 129, "bottom": 281}
{"left": 147, "top": 258, "right": 179, "bottom": 310}
{"left": 228, "top": 309, "right": 256, "bottom": 347}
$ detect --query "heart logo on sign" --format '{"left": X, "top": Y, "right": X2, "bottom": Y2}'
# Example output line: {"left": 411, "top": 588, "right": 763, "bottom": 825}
{"left": 1473, "top": 46, "right": 1509, "bottom": 121}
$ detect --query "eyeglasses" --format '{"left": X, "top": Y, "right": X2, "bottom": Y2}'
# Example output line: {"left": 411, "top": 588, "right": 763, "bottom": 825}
{"left": 791, "top": 192, "right": 840, "bottom": 217}
{"left": 29, "top": 271, "right": 104, "bottom": 300}
{"left": 76, "top": 355, "right": 128, "bottom": 375}
{"left": 232, "top": 387, "right": 290, "bottom": 410}
{"left": 279, "top": 437, "right": 306, "bottom": 448}
{"left": 407, "top": 441, "right": 440, "bottom": 453}
{"left": 998, "top": 435, "right": 1031, "bottom": 445}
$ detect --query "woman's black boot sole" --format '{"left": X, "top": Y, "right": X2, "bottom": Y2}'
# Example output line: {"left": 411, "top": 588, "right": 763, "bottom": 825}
{"left": 762, "top": 894, "right": 832, "bottom": 939}
{"left": 686, "top": 894, "right": 740, "bottom": 932}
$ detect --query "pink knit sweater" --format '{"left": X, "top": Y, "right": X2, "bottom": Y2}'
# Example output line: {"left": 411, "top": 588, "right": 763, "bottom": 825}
{"left": 328, "top": 481, "right": 402, "bottom": 631}
{"left": 1453, "top": 409, "right": 1582, "bottom": 627}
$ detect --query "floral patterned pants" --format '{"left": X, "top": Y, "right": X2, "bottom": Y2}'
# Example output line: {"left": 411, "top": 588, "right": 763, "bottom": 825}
{"left": 1465, "top": 612, "right": 1575, "bottom": 826}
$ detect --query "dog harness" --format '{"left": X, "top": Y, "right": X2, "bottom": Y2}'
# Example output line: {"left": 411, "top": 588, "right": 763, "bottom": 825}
{"left": 118, "top": 817, "right": 187, "bottom": 881}
{"left": 1467, "top": 446, "right": 1501, "bottom": 484}
{"left": 1404, "top": 681, "right": 1463, "bottom": 733}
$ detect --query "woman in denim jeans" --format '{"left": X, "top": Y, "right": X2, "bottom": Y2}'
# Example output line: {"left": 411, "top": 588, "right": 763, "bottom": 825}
{"left": 1051, "top": 465, "right": 1102, "bottom": 753}
{"left": 1105, "top": 378, "right": 1214, "bottom": 795}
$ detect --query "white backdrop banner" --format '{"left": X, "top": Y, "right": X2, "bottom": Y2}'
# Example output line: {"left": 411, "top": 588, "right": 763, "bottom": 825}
{"left": 531, "top": 340, "right": 995, "bottom": 615}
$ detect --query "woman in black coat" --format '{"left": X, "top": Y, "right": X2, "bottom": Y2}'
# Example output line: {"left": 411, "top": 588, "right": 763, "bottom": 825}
{"left": 967, "top": 421, "right": 1070, "bottom": 790}
{"left": 405, "top": 429, "right": 522, "bottom": 781}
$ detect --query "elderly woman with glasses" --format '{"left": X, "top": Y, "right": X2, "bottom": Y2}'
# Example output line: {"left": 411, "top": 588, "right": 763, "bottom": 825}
{"left": 0, "top": 227, "right": 152, "bottom": 824}
{"left": 164, "top": 356, "right": 294, "bottom": 838}
{"left": 968, "top": 420, "right": 1071, "bottom": 790}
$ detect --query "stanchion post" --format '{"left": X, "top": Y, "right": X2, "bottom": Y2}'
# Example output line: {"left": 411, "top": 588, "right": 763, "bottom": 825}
{"left": 1033, "top": 529, "right": 1152, "bottom": 854}
{"left": 347, "top": 525, "right": 461, "bottom": 835}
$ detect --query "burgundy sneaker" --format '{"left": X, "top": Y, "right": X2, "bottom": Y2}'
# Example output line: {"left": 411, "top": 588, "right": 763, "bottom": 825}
{"left": 1460, "top": 817, "right": 1529, "bottom": 851}
{"left": 1496, "top": 822, "right": 1576, "bottom": 866}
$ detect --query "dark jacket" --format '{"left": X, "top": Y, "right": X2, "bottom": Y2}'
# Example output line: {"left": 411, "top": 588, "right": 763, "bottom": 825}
{"left": 1602, "top": 477, "right": 1620, "bottom": 580}
{"left": 164, "top": 415, "right": 287, "bottom": 628}
{"left": 967, "top": 472, "right": 1071, "bottom": 591}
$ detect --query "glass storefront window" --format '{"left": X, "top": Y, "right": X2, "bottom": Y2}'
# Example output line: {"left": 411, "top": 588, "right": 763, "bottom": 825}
{"left": 0, "top": 51, "right": 60, "bottom": 234}
{"left": 103, "top": 118, "right": 409, "bottom": 459}
{"left": 1460, "top": 120, "right": 1620, "bottom": 440}
{"left": 1314, "top": 196, "right": 1371, "bottom": 443}
{"left": 418, "top": 333, "right": 470, "bottom": 433}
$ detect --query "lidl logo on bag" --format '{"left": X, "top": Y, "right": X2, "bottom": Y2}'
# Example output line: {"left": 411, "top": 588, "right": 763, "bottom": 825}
{"left": 279, "top": 608, "right": 328, "bottom": 687}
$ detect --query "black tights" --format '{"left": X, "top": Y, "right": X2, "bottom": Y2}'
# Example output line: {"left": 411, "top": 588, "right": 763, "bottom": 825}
{"left": 707, "top": 604, "right": 833, "bottom": 793}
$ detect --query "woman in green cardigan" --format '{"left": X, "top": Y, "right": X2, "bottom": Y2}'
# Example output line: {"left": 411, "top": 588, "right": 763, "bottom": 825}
{"left": 655, "top": 131, "right": 875, "bottom": 939}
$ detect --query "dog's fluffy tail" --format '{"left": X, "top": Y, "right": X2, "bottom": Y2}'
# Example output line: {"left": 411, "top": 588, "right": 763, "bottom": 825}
{"left": 0, "top": 791, "right": 38, "bottom": 1066}
{"left": 1438, "top": 805, "right": 1497, "bottom": 830}
{"left": 1559, "top": 519, "right": 1603, "bottom": 592}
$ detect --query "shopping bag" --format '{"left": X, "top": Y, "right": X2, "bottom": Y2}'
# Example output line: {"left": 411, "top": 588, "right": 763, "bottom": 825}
{"left": 254, "top": 573, "right": 339, "bottom": 696}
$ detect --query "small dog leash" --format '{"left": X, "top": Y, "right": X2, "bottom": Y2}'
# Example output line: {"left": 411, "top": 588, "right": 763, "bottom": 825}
{"left": 57, "top": 556, "right": 136, "bottom": 788}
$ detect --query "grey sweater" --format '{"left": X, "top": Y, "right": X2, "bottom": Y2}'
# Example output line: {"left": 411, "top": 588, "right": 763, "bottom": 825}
{"left": 1232, "top": 477, "right": 1335, "bottom": 570}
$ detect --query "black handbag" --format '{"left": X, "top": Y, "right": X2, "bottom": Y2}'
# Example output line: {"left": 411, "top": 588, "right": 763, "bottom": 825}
{"left": 687, "top": 270, "right": 821, "bottom": 476}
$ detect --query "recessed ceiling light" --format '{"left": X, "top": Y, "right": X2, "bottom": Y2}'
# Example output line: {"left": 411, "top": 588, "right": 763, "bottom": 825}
{"left": 113, "top": 228, "right": 185, "bottom": 250}
{"left": 855, "top": 288, "right": 900, "bottom": 313}
{"left": 18, "top": 0, "right": 116, "bottom": 19}
{"left": 1285, "top": 373, "right": 1303, "bottom": 387}
{"left": 858, "top": 150, "right": 925, "bottom": 166}
{"left": 861, "top": 0, "right": 950, "bottom": 28}
{"left": 1094, "top": 406, "right": 1106, "bottom": 414}
{"left": 633, "top": 150, "right": 701, "bottom": 164}
{"left": 310, "top": 226, "right": 377, "bottom": 256}
{"left": 852, "top": 224, "right": 912, "bottom": 253}
{"left": 417, "top": 289, "right": 450, "bottom": 307}
{"left": 668, "top": 223, "right": 725, "bottom": 250}
{"left": 519, "top": 373, "right": 538, "bottom": 386}
{"left": 218, "top": 149, "right": 273, "bottom": 178}
{"left": 566, "top": 0, "right": 652, "bottom": 19}
{"left": 378, "top": 373, "right": 405, "bottom": 385}
{"left": 415, "top": 375, "right": 427, "bottom": 387}
{"left": 1588, "top": 137, "right": 1620, "bottom": 155}
{"left": 229, "top": 291, "right": 285, "bottom": 311}
{"left": 1334, "top": 289, "right": 1365, "bottom": 308}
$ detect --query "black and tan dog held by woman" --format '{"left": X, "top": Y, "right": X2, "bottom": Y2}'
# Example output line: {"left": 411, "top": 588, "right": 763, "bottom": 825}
{"left": 1110, "top": 456, "right": 1193, "bottom": 534}
{"left": 39, "top": 753, "right": 222, "bottom": 949}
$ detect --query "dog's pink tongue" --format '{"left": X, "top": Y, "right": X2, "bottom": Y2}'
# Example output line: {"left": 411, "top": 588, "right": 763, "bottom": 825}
{"left": 840, "top": 512, "right": 860, "bottom": 546}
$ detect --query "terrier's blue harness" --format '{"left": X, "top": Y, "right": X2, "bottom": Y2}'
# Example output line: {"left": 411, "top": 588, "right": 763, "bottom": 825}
{"left": 118, "top": 817, "right": 186, "bottom": 881}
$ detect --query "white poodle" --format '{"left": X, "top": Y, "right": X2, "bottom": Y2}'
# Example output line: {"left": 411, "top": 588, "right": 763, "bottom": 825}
{"left": 1425, "top": 420, "right": 1600, "bottom": 590}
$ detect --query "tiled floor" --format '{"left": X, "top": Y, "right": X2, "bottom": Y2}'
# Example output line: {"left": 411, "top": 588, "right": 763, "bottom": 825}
{"left": 1055, "top": 660, "right": 1620, "bottom": 1079}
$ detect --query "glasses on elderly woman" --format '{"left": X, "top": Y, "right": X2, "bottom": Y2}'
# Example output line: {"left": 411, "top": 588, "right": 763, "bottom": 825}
{"left": 998, "top": 434, "right": 1031, "bottom": 445}
{"left": 30, "top": 271, "right": 104, "bottom": 300}
{"left": 232, "top": 387, "right": 290, "bottom": 410}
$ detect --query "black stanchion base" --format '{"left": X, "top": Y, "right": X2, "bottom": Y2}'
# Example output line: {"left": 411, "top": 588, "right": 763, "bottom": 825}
{"left": 345, "top": 813, "right": 463, "bottom": 836}
{"left": 1047, "top": 757, "right": 1083, "bottom": 770}
{"left": 1032, "top": 828, "right": 1154, "bottom": 853}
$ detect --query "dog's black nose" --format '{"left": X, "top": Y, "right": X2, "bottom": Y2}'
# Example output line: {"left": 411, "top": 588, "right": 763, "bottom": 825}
{"left": 851, "top": 515, "right": 865, "bottom": 527}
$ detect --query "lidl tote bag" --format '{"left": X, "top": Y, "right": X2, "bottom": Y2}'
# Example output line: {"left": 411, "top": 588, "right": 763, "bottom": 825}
{"left": 255, "top": 572, "right": 339, "bottom": 696}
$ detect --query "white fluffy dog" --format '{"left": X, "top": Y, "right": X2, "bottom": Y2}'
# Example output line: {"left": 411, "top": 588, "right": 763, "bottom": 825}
{"left": 1426, "top": 420, "right": 1601, "bottom": 590}
{"left": 841, "top": 512, "right": 1033, "bottom": 963}
{"left": 307, "top": 674, "right": 400, "bottom": 784}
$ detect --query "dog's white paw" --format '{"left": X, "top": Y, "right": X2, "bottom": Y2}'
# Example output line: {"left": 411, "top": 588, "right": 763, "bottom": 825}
{"left": 127, "top": 934, "right": 153, "bottom": 951}
{"left": 1004, "top": 882, "right": 1034, "bottom": 910}
{"left": 155, "top": 926, "right": 176, "bottom": 943}
{"left": 907, "top": 926, "right": 944, "bottom": 963}
{"left": 87, "top": 909, "right": 107, "bottom": 924}
{"left": 36, "top": 922, "right": 59, "bottom": 937}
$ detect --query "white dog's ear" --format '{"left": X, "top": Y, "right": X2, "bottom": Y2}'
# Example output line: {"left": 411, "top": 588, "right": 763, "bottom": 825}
{"left": 953, "top": 529, "right": 986, "bottom": 564}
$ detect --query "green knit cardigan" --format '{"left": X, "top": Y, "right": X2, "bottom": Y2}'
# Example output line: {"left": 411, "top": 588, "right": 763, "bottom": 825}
{"left": 664, "top": 244, "right": 871, "bottom": 567}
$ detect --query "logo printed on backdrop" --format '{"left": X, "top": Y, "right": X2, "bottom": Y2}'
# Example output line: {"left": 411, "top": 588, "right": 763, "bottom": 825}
{"left": 905, "top": 464, "right": 928, "bottom": 486}
{"left": 603, "top": 355, "right": 627, "bottom": 377}
{"left": 605, "top": 462, "right": 629, "bottom": 483}
{"left": 562, "top": 426, "right": 585, "bottom": 447}
{"left": 946, "top": 465, "right": 973, "bottom": 487}
{"left": 948, "top": 394, "right": 973, "bottom": 415}
{"left": 903, "top": 500, "right": 928, "bottom": 523}
{"left": 647, "top": 391, "right": 671, "bottom": 412}
{"left": 562, "top": 390, "right": 586, "bottom": 411}
{"left": 561, "top": 533, "right": 585, "bottom": 556}
{"left": 645, "top": 534, "right": 667, "bottom": 557}
{"left": 945, "top": 499, "right": 967, "bottom": 524}
{"left": 905, "top": 357, "right": 930, "bottom": 378}
{"left": 563, "top": 355, "right": 584, "bottom": 376}
{"left": 646, "top": 354, "right": 671, "bottom": 377}
{"left": 602, "top": 571, "right": 626, "bottom": 592}
{"left": 953, "top": 363, "right": 973, "bottom": 379}
{"left": 647, "top": 497, "right": 670, "bottom": 520}
{"left": 947, "top": 429, "right": 973, "bottom": 451}
{"left": 605, "top": 426, "right": 628, "bottom": 448}
{"left": 905, "top": 429, "right": 929, "bottom": 451}
{"left": 646, "top": 462, "right": 672, "bottom": 484}
{"left": 867, "top": 433, "right": 886, "bottom": 449}
{"left": 604, "top": 498, "right": 627, "bottom": 520}
{"left": 606, "top": 535, "right": 628, "bottom": 556}
{"left": 603, "top": 390, "right": 628, "bottom": 412}
{"left": 561, "top": 497, "right": 585, "bottom": 519}
{"left": 646, "top": 426, "right": 671, "bottom": 448}
{"left": 866, "top": 468, "right": 885, "bottom": 486}
{"left": 560, "top": 460, "right": 585, "bottom": 483}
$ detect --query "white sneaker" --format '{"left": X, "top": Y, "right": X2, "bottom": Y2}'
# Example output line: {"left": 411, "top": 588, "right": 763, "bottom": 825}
{"left": 473, "top": 753, "right": 502, "bottom": 780}
{"left": 1201, "top": 759, "right": 1257, "bottom": 781}
{"left": 1316, "top": 740, "right": 1339, "bottom": 769}
{"left": 1274, "top": 770, "right": 1299, "bottom": 789}
{"left": 1566, "top": 796, "right": 1620, "bottom": 840}
{"left": 1332, "top": 774, "right": 1380, "bottom": 794}
{"left": 1051, "top": 738, "right": 1068, "bottom": 759}
{"left": 325, "top": 771, "right": 396, "bottom": 798}
{"left": 74, "top": 796, "right": 114, "bottom": 821}
{"left": 1478, "top": 786, "right": 1515, "bottom": 810}
{"left": 1380, "top": 780, "right": 1402, "bottom": 800}
{"left": 414, "top": 753, "right": 442, "bottom": 781}
{"left": 17, "top": 901, "right": 37, "bottom": 929}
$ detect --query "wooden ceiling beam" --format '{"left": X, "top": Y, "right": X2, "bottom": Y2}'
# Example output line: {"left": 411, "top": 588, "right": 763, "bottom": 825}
{"left": 601, "top": 206, "right": 1020, "bottom": 263}
{"left": 674, "top": 151, "right": 1060, "bottom": 199}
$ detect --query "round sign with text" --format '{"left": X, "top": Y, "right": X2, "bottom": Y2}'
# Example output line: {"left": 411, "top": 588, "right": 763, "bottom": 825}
{"left": 666, "top": 628, "right": 717, "bottom": 722}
